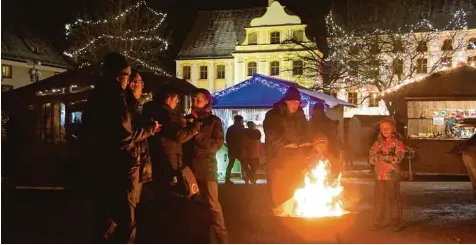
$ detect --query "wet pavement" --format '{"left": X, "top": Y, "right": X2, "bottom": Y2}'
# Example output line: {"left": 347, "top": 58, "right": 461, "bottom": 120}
{"left": 2, "top": 181, "right": 476, "bottom": 243}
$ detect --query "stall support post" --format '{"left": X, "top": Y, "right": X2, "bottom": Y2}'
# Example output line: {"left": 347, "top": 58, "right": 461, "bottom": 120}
{"left": 408, "top": 159, "right": 413, "bottom": 181}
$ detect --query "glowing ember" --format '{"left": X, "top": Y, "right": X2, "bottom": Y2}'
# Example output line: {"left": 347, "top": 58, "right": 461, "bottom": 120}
{"left": 280, "top": 159, "right": 347, "bottom": 218}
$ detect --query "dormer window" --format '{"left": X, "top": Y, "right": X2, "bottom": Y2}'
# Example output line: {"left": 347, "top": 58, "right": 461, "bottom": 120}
{"left": 270, "top": 31, "right": 280, "bottom": 44}
{"left": 248, "top": 32, "right": 257, "bottom": 45}
{"left": 417, "top": 41, "right": 428, "bottom": 52}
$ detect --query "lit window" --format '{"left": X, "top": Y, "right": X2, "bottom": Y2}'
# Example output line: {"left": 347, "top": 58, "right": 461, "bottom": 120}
{"left": 347, "top": 92, "right": 358, "bottom": 105}
{"left": 216, "top": 65, "right": 225, "bottom": 79}
{"left": 468, "top": 38, "right": 476, "bottom": 50}
{"left": 292, "top": 60, "right": 303, "bottom": 76}
{"left": 247, "top": 62, "right": 257, "bottom": 76}
{"left": 183, "top": 66, "right": 191, "bottom": 80}
{"left": 416, "top": 59, "right": 428, "bottom": 74}
{"left": 199, "top": 66, "right": 208, "bottom": 79}
{"left": 368, "top": 92, "right": 379, "bottom": 107}
{"left": 393, "top": 59, "right": 404, "bottom": 75}
{"left": 270, "top": 61, "right": 279, "bottom": 76}
{"left": 2, "top": 65, "right": 12, "bottom": 79}
{"left": 270, "top": 31, "right": 280, "bottom": 44}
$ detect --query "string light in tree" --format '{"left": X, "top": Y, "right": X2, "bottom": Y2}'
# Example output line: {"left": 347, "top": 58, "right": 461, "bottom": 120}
{"left": 64, "top": 0, "right": 170, "bottom": 76}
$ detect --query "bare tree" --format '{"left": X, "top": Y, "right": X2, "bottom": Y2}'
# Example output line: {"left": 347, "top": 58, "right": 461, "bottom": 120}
{"left": 64, "top": 0, "right": 171, "bottom": 76}
{"left": 285, "top": 0, "right": 470, "bottom": 113}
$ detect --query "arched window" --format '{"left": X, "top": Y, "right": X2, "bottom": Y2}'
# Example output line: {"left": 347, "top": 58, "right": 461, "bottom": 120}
{"left": 270, "top": 61, "right": 280, "bottom": 76}
{"left": 248, "top": 32, "right": 258, "bottom": 45}
{"left": 468, "top": 38, "right": 476, "bottom": 50}
{"left": 270, "top": 31, "right": 280, "bottom": 44}
{"left": 441, "top": 39, "right": 453, "bottom": 51}
{"left": 247, "top": 62, "right": 257, "bottom": 76}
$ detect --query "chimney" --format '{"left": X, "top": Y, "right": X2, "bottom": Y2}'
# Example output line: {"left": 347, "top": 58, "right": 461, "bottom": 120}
{"left": 268, "top": 0, "right": 274, "bottom": 6}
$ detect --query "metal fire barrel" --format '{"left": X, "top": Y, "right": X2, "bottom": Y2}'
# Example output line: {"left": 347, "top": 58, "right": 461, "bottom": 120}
{"left": 261, "top": 213, "right": 357, "bottom": 243}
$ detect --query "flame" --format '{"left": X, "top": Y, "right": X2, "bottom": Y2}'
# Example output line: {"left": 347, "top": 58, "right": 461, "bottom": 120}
{"left": 292, "top": 159, "right": 345, "bottom": 218}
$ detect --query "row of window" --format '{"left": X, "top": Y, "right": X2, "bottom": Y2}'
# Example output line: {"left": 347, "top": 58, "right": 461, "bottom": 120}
{"left": 247, "top": 30, "right": 304, "bottom": 45}
{"left": 347, "top": 56, "right": 476, "bottom": 77}
{"left": 182, "top": 60, "right": 304, "bottom": 80}
{"left": 355, "top": 38, "right": 476, "bottom": 54}
{"left": 345, "top": 91, "right": 380, "bottom": 107}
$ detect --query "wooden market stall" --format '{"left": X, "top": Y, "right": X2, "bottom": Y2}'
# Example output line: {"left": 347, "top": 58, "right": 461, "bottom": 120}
{"left": 383, "top": 65, "right": 476, "bottom": 175}
{"left": 2, "top": 66, "right": 196, "bottom": 186}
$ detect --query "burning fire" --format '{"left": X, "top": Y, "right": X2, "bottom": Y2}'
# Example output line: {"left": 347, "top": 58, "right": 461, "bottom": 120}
{"left": 280, "top": 159, "right": 346, "bottom": 218}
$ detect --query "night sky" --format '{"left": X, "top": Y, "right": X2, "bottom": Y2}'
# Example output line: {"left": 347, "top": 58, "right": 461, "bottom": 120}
{"left": 2, "top": 0, "right": 331, "bottom": 71}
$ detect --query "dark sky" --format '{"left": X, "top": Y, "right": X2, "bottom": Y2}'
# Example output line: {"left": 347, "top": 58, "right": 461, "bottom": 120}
{"left": 2, "top": 0, "right": 330, "bottom": 71}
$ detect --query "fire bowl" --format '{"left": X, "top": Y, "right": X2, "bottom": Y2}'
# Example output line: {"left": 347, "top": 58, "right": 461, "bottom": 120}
{"left": 264, "top": 212, "right": 357, "bottom": 243}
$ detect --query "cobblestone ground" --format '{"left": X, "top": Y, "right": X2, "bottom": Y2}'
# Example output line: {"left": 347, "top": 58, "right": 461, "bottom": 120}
{"left": 2, "top": 181, "right": 475, "bottom": 243}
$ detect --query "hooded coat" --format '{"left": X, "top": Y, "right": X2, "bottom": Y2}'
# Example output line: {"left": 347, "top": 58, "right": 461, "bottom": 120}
{"left": 263, "top": 100, "right": 310, "bottom": 207}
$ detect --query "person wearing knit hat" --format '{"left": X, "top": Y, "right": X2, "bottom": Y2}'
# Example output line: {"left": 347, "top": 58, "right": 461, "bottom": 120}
{"left": 282, "top": 86, "right": 302, "bottom": 114}
{"left": 183, "top": 88, "right": 229, "bottom": 243}
{"left": 369, "top": 116, "right": 406, "bottom": 232}
{"left": 263, "top": 85, "right": 310, "bottom": 212}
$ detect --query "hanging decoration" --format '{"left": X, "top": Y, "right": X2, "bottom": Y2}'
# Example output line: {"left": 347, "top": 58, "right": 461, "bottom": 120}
{"left": 64, "top": 0, "right": 171, "bottom": 77}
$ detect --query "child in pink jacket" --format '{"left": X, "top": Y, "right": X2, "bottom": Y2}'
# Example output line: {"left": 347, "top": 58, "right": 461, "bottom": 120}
{"left": 369, "top": 117, "right": 406, "bottom": 231}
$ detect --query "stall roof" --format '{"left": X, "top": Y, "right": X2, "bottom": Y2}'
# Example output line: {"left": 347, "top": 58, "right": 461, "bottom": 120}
{"left": 382, "top": 65, "right": 476, "bottom": 99}
{"left": 212, "top": 74, "right": 356, "bottom": 109}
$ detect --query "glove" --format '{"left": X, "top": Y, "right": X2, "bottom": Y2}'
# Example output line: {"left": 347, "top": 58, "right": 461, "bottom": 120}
{"left": 192, "top": 120, "right": 201, "bottom": 132}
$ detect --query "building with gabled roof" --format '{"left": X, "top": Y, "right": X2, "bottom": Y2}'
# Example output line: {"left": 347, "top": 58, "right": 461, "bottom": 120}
{"left": 176, "top": 0, "right": 321, "bottom": 93}
{"left": 1, "top": 29, "right": 73, "bottom": 91}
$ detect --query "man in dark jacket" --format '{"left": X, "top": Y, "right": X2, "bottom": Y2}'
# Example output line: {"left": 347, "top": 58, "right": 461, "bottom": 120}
{"left": 263, "top": 86, "right": 311, "bottom": 212}
{"left": 225, "top": 115, "right": 245, "bottom": 184}
{"left": 184, "top": 88, "right": 228, "bottom": 244}
{"left": 141, "top": 86, "right": 200, "bottom": 243}
{"left": 81, "top": 52, "right": 159, "bottom": 243}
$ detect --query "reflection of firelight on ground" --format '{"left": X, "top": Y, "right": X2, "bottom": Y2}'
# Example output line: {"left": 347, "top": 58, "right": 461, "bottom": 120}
{"left": 277, "top": 159, "right": 350, "bottom": 218}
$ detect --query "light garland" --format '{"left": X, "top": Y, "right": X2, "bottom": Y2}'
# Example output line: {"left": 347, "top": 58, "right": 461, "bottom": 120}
{"left": 212, "top": 74, "right": 326, "bottom": 107}
{"left": 64, "top": 0, "right": 170, "bottom": 76}
{"left": 323, "top": 7, "right": 471, "bottom": 97}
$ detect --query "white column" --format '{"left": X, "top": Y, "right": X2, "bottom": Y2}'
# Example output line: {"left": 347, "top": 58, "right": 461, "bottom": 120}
{"left": 242, "top": 60, "right": 246, "bottom": 81}
{"left": 226, "top": 61, "right": 233, "bottom": 88}
{"left": 209, "top": 62, "right": 215, "bottom": 92}
{"left": 191, "top": 63, "right": 198, "bottom": 86}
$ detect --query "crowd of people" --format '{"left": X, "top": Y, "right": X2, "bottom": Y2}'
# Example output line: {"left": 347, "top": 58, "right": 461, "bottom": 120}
{"left": 79, "top": 52, "right": 409, "bottom": 243}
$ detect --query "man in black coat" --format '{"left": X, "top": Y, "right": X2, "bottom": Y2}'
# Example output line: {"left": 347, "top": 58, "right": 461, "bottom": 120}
{"left": 225, "top": 115, "right": 245, "bottom": 184}
{"left": 183, "top": 88, "right": 228, "bottom": 244}
{"left": 81, "top": 53, "right": 159, "bottom": 243}
{"left": 263, "top": 86, "right": 311, "bottom": 212}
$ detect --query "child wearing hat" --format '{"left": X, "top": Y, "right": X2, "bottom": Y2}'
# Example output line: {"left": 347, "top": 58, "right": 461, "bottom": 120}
{"left": 306, "top": 135, "right": 341, "bottom": 182}
{"left": 369, "top": 117, "right": 406, "bottom": 231}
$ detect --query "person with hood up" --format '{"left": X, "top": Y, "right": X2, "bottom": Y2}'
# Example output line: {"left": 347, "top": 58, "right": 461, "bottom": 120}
{"left": 368, "top": 117, "right": 406, "bottom": 232}
{"left": 81, "top": 52, "right": 160, "bottom": 243}
{"left": 183, "top": 88, "right": 228, "bottom": 244}
{"left": 263, "top": 86, "right": 311, "bottom": 213}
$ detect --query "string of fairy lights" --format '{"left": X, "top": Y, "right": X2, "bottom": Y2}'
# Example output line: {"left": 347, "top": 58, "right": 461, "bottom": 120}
{"left": 324, "top": 9, "right": 471, "bottom": 97}
{"left": 63, "top": 0, "right": 170, "bottom": 77}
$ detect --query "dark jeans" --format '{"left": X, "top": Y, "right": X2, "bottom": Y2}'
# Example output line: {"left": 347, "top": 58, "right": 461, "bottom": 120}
{"left": 94, "top": 167, "right": 142, "bottom": 244}
{"left": 226, "top": 155, "right": 250, "bottom": 181}
{"left": 198, "top": 180, "right": 229, "bottom": 244}
{"left": 372, "top": 180, "right": 402, "bottom": 226}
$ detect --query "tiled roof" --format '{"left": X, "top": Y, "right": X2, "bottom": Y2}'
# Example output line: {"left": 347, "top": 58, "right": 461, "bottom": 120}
{"left": 177, "top": 8, "right": 267, "bottom": 59}
{"left": 1, "top": 29, "right": 73, "bottom": 69}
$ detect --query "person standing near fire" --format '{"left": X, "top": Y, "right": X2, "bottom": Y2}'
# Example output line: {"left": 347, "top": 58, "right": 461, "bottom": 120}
{"left": 183, "top": 88, "right": 229, "bottom": 244}
{"left": 369, "top": 117, "right": 406, "bottom": 232}
{"left": 225, "top": 115, "right": 246, "bottom": 184}
{"left": 263, "top": 86, "right": 311, "bottom": 213}
{"left": 241, "top": 121, "right": 263, "bottom": 184}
